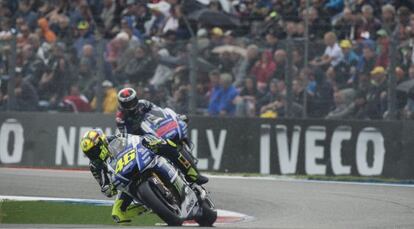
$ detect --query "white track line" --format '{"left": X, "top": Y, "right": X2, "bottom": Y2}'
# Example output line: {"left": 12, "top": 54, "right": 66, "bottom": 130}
{"left": 3, "top": 167, "right": 412, "bottom": 188}
{"left": 207, "top": 174, "right": 414, "bottom": 188}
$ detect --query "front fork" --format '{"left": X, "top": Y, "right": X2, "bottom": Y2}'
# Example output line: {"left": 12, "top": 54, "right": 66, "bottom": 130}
{"left": 180, "top": 139, "right": 198, "bottom": 165}
{"left": 151, "top": 157, "right": 188, "bottom": 201}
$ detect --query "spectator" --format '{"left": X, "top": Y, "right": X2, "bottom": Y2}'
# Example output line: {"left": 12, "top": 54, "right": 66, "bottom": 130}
{"left": 308, "top": 69, "right": 334, "bottom": 117}
{"left": 326, "top": 91, "right": 349, "bottom": 119}
{"left": 146, "top": 1, "right": 170, "bottom": 36}
{"left": 337, "top": 39, "right": 359, "bottom": 88}
{"left": 37, "top": 66, "right": 64, "bottom": 110}
{"left": 292, "top": 48, "right": 304, "bottom": 70}
{"left": 51, "top": 15, "right": 73, "bottom": 46}
{"left": 358, "top": 44, "right": 377, "bottom": 76}
{"left": 15, "top": 1, "right": 38, "bottom": 30}
{"left": 162, "top": 4, "right": 181, "bottom": 34}
{"left": 334, "top": 7, "right": 357, "bottom": 40}
{"left": 264, "top": 30, "right": 283, "bottom": 52}
{"left": 366, "top": 66, "right": 388, "bottom": 119}
{"left": 356, "top": 4, "right": 381, "bottom": 40}
{"left": 54, "top": 42, "right": 76, "bottom": 92}
{"left": 324, "top": 0, "right": 344, "bottom": 16}
{"left": 375, "top": 29, "right": 390, "bottom": 68}
{"left": 74, "top": 21, "right": 95, "bottom": 58}
{"left": 258, "top": 79, "right": 285, "bottom": 115}
{"left": 260, "top": 94, "right": 303, "bottom": 119}
{"left": 17, "top": 23, "right": 31, "bottom": 48}
{"left": 167, "top": 85, "right": 189, "bottom": 114}
{"left": 21, "top": 44, "right": 43, "bottom": 84}
{"left": 272, "top": 49, "right": 287, "bottom": 81}
{"left": 91, "top": 80, "right": 117, "bottom": 114}
{"left": 233, "top": 44, "right": 259, "bottom": 87}
{"left": 37, "top": 18, "right": 57, "bottom": 43}
{"left": 61, "top": 84, "right": 92, "bottom": 113}
{"left": 210, "top": 27, "right": 224, "bottom": 48}
{"left": 381, "top": 4, "right": 396, "bottom": 31}
{"left": 149, "top": 46, "right": 174, "bottom": 89}
{"left": 292, "top": 79, "right": 305, "bottom": 105}
{"left": 235, "top": 77, "right": 258, "bottom": 117}
{"left": 251, "top": 50, "right": 276, "bottom": 89}
{"left": 349, "top": 90, "right": 370, "bottom": 120}
{"left": 311, "top": 32, "right": 343, "bottom": 68}
{"left": 100, "top": 0, "right": 116, "bottom": 31}
{"left": 106, "top": 32, "right": 136, "bottom": 80}
{"left": 124, "top": 45, "right": 155, "bottom": 85}
{"left": 7, "top": 68, "right": 39, "bottom": 111}
{"left": 208, "top": 73, "right": 238, "bottom": 116}
{"left": 206, "top": 69, "right": 221, "bottom": 99}
{"left": 135, "top": 2, "right": 152, "bottom": 35}
{"left": 301, "top": 7, "right": 329, "bottom": 41}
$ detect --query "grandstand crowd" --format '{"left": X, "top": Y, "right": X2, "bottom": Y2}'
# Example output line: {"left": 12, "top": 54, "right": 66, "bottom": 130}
{"left": 0, "top": 0, "right": 414, "bottom": 120}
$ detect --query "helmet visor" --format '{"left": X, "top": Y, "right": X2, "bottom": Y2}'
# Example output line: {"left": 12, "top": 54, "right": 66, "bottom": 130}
{"left": 121, "top": 98, "right": 138, "bottom": 110}
{"left": 86, "top": 141, "right": 110, "bottom": 161}
{"left": 86, "top": 143, "right": 101, "bottom": 160}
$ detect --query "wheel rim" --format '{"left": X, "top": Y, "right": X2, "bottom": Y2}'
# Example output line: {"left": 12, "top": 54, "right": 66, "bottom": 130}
{"left": 150, "top": 182, "right": 181, "bottom": 216}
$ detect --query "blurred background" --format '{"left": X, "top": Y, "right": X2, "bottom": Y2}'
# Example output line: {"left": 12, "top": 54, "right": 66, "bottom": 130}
{"left": 0, "top": 0, "right": 414, "bottom": 120}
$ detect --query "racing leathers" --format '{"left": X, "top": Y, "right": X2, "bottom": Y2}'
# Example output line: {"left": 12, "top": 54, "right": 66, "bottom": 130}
{"left": 115, "top": 99, "right": 154, "bottom": 135}
{"left": 114, "top": 99, "right": 207, "bottom": 185}
{"left": 89, "top": 134, "right": 202, "bottom": 223}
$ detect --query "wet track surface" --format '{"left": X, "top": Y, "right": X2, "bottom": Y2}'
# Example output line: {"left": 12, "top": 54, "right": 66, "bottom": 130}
{"left": 0, "top": 168, "right": 414, "bottom": 229}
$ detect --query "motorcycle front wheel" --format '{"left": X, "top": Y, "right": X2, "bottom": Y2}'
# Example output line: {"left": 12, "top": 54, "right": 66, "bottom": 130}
{"left": 137, "top": 179, "right": 184, "bottom": 226}
{"left": 195, "top": 197, "right": 217, "bottom": 227}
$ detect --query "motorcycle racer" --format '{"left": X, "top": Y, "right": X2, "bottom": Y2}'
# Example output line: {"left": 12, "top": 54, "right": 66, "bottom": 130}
{"left": 79, "top": 129, "right": 205, "bottom": 223}
{"left": 115, "top": 87, "right": 155, "bottom": 135}
{"left": 115, "top": 87, "right": 208, "bottom": 185}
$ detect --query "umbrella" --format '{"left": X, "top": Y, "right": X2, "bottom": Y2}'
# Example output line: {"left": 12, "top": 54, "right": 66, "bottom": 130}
{"left": 188, "top": 9, "right": 241, "bottom": 27}
{"left": 196, "top": 0, "right": 231, "bottom": 13}
{"left": 396, "top": 79, "right": 414, "bottom": 93}
{"left": 212, "top": 45, "right": 247, "bottom": 57}
{"left": 196, "top": 57, "right": 216, "bottom": 72}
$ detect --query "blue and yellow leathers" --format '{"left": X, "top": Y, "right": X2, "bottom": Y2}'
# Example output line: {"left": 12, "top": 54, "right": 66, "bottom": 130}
{"left": 84, "top": 132, "right": 204, "bottom": 223}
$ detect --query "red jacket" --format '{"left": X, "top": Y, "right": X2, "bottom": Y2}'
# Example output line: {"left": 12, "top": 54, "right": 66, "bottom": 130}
{"left": 63, "top": 95, "right": 91, "bottom": 112}
{"left": 250, "top": 50, "right": 276, "bottom": 84}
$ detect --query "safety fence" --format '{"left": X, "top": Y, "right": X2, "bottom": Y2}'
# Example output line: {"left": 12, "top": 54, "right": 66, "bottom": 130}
{"left": 0, "top": 112, "right": 413, "bottom": 179}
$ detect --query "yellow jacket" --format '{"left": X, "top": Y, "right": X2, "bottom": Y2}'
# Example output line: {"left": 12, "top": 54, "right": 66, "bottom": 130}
{"left": 91, "top": 88, "right": 118, "bottom": 114}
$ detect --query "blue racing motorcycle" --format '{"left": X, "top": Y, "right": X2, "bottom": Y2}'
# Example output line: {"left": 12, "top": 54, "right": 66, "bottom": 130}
{"left": 140, "top": 107, "right": 198, "bottom": 164}
{"left": 107, "top": 135, "right": 217, "bottom": 226}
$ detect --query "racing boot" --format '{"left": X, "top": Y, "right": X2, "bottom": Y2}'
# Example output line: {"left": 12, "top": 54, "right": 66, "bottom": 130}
{"left": 142, "top": 135, "right": 208, "bottom": 185}
{"left": 175, "top": 151, "right": 209, "bottom": 185}
{"left": 111, "top": 194, "right": 147, "bottom": 224}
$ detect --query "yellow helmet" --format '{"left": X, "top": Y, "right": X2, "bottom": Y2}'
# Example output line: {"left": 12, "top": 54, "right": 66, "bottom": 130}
{"left": 80, "top": 129, "right": 110, "bottom": 161}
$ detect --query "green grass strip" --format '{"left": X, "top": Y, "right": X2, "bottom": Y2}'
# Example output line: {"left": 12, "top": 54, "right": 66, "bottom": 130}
{"left": 0, "top": 200, "right": 162, "bottom": 226}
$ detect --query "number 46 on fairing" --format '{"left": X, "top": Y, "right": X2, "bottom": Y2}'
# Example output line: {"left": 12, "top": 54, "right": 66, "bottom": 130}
{"left": 115, "top": 150, "right": 136, "bottom": 173}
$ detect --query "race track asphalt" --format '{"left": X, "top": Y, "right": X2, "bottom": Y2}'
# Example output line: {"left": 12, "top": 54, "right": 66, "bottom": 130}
{"left": 0, "top": 167, "right": 413, "bottom": 229}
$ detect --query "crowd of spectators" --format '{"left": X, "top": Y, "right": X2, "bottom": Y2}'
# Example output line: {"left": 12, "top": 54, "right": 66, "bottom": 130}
{"left": 1, "top": 0, "right": 414, "bottom": 120}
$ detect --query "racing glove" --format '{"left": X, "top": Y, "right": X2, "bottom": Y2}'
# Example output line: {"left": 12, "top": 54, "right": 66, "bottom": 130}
{"left": 101, "top": 184, "right": 117, "bottom": 198}
{"left": 141, "top": 134, "right": 166, "bottom": 153}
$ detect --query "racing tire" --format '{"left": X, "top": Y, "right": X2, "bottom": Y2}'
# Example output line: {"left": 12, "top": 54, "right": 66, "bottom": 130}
{"left": 137, "top": 180, "right": 184, "bottom": 226}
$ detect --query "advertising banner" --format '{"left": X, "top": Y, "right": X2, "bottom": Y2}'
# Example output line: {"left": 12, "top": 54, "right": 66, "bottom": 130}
{"left": 0, "top": 112, "right": 413, "bottom": 179}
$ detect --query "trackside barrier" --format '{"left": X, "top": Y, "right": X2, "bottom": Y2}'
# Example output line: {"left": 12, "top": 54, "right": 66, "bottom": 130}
{"left": 0, "top": 112, "right": 413, "bottom": 179}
